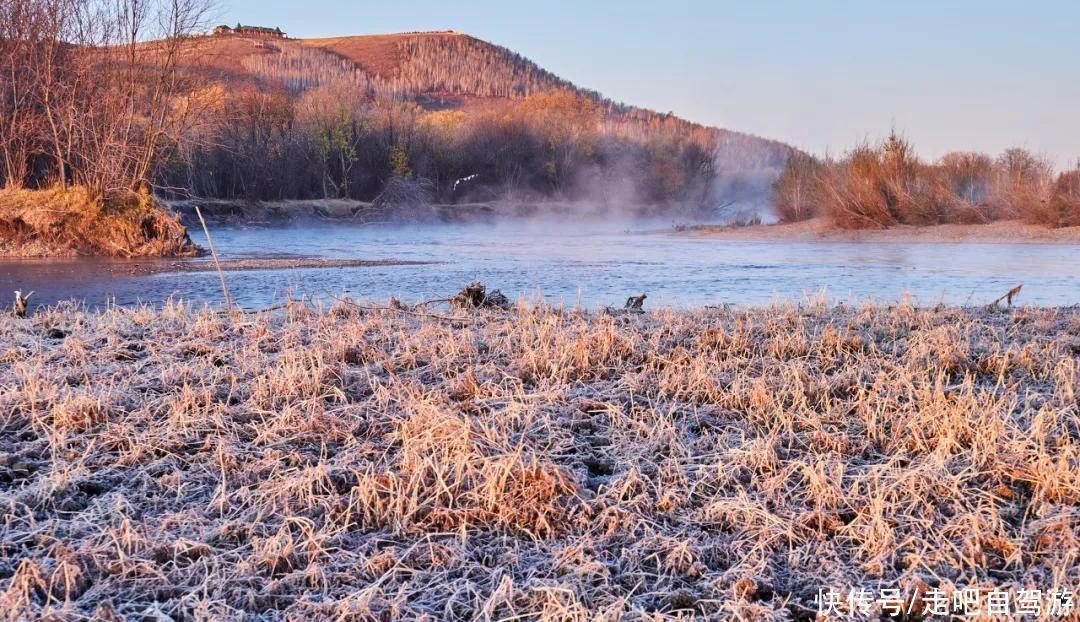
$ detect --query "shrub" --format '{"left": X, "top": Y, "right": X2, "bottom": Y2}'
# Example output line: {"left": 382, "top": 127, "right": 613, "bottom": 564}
{"left": 772, "top": 152, "right": 821, "bottom": 222}
{"left": 818, "top": 142, "right": 895, "bottom": 229}
{"left": 798, "top": 136, "right": 1071, "bottom": 230}
{"left": 990, "top": 148, "right": 1052, "bottom": 221}
{"left": 936, "top": 152, "right": 994, "bottom": 223}
{"left": 1041, "top": 169, "right": 1080, "bottom": 227}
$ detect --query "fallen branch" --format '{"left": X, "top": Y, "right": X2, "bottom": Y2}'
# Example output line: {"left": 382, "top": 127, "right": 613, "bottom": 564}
{"left": 452, "top": 281, "right": 511, "bottom": 310}
{"left": 988, "top": 284, "right": 1023, "bottom": 308}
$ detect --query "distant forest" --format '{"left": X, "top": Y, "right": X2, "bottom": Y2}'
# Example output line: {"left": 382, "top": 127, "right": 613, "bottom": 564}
{"left": 160, "top": 34, "right": 792, "bottom": 211}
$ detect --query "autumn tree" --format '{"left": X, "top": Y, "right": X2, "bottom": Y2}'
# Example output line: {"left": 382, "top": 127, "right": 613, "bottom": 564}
{"left": 772, "top": 152, "right": 820, "bottom": 222}
{"left": 523, "top": 90, "right": 602, "bottom": 193}
{"left": 298, "top": 83, "right": 366, "bottom": 198}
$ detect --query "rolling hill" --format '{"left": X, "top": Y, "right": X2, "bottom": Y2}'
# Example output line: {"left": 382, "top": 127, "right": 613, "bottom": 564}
{"left": 163, "top": 29, "right": 793, "bottom": 212}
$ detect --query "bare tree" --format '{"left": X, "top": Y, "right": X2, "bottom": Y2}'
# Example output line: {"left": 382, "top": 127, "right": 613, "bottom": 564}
{"left": 0, "top": 0, "right": 212, "bottom": 194}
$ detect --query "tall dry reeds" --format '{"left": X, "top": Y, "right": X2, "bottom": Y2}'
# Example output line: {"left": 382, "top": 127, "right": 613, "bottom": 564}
{"left": 772, "top": 134, "right": 1076, "bottom": 229}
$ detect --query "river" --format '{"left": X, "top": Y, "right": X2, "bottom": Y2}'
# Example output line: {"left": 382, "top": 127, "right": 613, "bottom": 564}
{"left": 2, "top": 221, "right": 1078, "bottom": 310}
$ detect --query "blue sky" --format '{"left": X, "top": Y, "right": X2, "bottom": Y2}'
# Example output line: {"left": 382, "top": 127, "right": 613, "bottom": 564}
{"left": 220, "top": 1, "right": 1080, "bottom": 166}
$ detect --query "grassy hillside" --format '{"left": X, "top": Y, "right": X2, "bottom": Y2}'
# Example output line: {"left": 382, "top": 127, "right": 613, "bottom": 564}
{"left": 180, "top": 30, "right": 789, "bottom": 153}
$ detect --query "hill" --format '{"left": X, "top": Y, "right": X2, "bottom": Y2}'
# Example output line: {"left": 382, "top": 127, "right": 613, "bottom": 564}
{"left": 161, "top": 30, "right": 793, "bottom": 214}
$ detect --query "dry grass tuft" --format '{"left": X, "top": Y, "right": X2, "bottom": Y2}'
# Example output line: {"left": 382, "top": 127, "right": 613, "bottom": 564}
{"left": 0, "top": 301, "right": 1078, "bottom": 619}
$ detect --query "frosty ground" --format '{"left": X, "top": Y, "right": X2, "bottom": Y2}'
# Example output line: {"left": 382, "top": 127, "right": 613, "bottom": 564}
{"left": 1, "top": 299, "right": 1077, "bottom": 620}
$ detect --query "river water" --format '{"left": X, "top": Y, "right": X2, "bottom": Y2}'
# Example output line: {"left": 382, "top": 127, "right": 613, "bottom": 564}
{"left": 2, "top": 221, "right": 1078, "bottom": 310}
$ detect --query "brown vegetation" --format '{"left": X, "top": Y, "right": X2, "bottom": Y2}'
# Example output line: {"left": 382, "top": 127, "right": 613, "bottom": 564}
{"left": 0, "top": 186, "right": 197, "bottom": 257}
{"left": 773, "top": 133, "right": 1079, "bottom": 229}
{"left": 157, "top": 32, "right": 790, "bottom": 209}
{"left": 1, "top": 300, "right": 1077, "bottom": 618}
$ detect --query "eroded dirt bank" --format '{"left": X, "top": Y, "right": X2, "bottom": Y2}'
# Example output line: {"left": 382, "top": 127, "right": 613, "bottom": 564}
{"left": 1, "top": 188, "right": 199, "bottom": 258}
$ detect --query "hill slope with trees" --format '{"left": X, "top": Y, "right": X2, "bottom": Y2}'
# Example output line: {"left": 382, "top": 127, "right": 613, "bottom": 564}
{"left": 158, "top": 30, "right": 793, "bottom": 213}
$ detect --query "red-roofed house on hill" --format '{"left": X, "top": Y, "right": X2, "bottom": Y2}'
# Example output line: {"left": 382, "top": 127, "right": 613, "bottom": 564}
{"left": 213, "top": 23, "right": 285, "bottom": 38}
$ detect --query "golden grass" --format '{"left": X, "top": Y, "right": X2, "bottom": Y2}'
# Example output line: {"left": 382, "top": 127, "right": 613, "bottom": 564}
{"left": 0, "top": 186, "right": 198, "bottom": 257}
{"left": 1, "top": 300, "right": 1078, "bottom": 619}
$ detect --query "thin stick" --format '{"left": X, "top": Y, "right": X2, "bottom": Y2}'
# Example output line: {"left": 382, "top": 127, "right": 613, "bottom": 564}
{"left": 195, "top": 205, "right": 232, "bottom": 311}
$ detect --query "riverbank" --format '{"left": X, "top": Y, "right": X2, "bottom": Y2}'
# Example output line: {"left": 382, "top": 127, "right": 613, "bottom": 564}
{"left": 2, "top": 301, "right": 1077, "bottom": 619}
{"left": 0, "top": 187, "right": 199, "bottom": 258}
{"left": 685, "top": 217, "right": 1080, "bottom": 244}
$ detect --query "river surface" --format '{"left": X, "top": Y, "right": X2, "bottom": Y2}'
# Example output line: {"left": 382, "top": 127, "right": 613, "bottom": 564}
{"left": 2, "top": 221, "right": 1078, "bottom": 310}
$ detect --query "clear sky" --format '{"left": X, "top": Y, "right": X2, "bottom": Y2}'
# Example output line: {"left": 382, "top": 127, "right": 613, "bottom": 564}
{"left": 219, "top": 1, "right": 1080, "bottom": 166}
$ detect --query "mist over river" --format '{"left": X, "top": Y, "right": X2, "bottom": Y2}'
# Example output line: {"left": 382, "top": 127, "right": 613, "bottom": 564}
{"left": 3, "top": 221, "right": 1079, "bottom": 310}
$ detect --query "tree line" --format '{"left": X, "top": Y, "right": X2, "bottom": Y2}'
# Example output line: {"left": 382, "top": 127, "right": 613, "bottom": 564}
{"left": 162, "top": 35, "right": 790, "bottom": 211}
{"left": 160, "top": 84, "right": 740, "bottom": 210}
{"left": 0, "top": 6, "right": 788, "bottom": 214}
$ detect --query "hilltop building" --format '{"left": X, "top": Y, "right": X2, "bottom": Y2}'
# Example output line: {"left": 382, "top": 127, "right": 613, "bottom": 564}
{"left": 213, "top": 23, "right": 285, "bottom": 38}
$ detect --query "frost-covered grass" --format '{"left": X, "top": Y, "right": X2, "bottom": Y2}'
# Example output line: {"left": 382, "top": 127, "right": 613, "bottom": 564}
{"left": 1, "top": 300, "right": 1078, "bottom": 619}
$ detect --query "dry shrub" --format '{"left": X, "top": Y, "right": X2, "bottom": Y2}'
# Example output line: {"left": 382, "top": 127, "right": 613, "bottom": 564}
{"left": 819, "top": 142, "right": 896, "bottom": 228}
{"left": 1039, "top": 169, "right": 1080, "bottom": 227}
{"left": 989, "top": 148, "right": 1053, "bottom": 222}
{"left": 772, "top": 151, "right": 821, "bottom": 222}
{"left": 937, "top": 151, "right": 995, "bottom": 223}
{"left": 806, "top": 138, "right": 1075, "bottom": 229}
{"left": 819, "top": 133, "right": 959, "bottom": 228}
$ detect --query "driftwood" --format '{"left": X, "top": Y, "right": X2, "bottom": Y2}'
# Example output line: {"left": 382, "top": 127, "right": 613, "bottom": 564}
{"left": 13, "top": 290, "right": 33, "bottom": 318}
{"left": 452, "top": 281, "right": 511, "bottom": 310}
{"left": 988, "top": 284, "right": 1023, "bottom": 308}
{"left": 604, "top": 293, "right": 648, "bottom": 316}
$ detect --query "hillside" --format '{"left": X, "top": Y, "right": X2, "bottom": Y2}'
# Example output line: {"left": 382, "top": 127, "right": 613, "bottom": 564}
{"left": 160, "top": 30, "right": 793, "bottom": 212}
